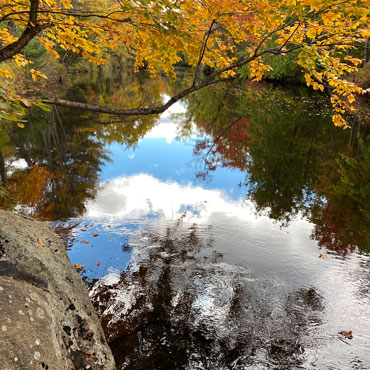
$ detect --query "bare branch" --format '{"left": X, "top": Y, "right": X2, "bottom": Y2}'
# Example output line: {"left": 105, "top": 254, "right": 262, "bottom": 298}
{"left": 46, "top": 76, "right": 236, "bottom": 116}
{"left": 192, "top": 19, "right": 215, "bottom": 87}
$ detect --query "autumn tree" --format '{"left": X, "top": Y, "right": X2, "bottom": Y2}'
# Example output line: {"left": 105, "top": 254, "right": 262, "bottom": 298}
{"left": 0, "top": 0, "right": 369, "bottom": 126}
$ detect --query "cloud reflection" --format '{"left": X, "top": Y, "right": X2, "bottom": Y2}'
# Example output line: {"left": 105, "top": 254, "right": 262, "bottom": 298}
{"left": 84, "top": 173, "right": 256, "bottom": 223}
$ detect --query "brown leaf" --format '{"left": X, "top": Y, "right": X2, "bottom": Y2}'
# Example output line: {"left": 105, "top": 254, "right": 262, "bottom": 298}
{"left": 80, "top": 228, "right": 87, "bottom": 231}
{"left": 37, "top": 237, "right": 45, "bottom": 247}
{"left": 181, "top": 266, "right": 187, "bottom": 271}
{"left": 339, "top": 330, "right": 353, "bottom": 339}
{"left": 95, "top": 262, "right": 100, "bottom": 266}
{"left": 90, "top": 245, "right": 94, "bottom": 248}
{"left": 73, "top": 263, "right": 84, "bottom": 270}
{"left": 81, "top": 240, "right": 89, "bottom": 244}
{"left": 92, "top": 233, "right": 99, "bottom": 237}
{"left": 319, "top": 253, "right": 327, "bottom": 259}
{"left": 108, "top": 238, "right": 112, "bottom": 241}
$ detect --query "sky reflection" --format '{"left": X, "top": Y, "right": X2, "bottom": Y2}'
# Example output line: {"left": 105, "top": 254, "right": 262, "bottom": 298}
{"left": 64, "top": 103, "right": 370, "bottom": 369}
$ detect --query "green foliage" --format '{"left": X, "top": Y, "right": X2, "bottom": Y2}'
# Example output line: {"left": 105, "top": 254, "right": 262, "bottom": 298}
{"left": 0, "top": 88, "right": 27, "bottom": 126}
{"left": 24, "top": 39, "right": 48, "bottom": 68}
{"left": 263, "top": 53, "right": 303, "bottom": 81}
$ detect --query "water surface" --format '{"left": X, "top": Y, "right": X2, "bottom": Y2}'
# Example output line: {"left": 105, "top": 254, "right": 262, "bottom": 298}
{"left": 1, "top": 71, "right": 370, "bottom": 369}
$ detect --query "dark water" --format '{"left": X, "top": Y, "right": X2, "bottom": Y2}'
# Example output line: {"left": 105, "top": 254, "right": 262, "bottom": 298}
{"left": 1, "top": 69, "right": 370, "bottom": 369}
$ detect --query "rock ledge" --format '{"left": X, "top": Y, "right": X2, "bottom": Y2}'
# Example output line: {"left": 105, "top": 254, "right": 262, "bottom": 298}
{"left": 0, "top": 210, "right": 116, "bottom": 370}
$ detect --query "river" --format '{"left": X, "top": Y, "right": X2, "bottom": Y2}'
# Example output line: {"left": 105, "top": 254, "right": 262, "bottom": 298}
{"left": 1, "top": 69, "right": 369, "bottom": 369}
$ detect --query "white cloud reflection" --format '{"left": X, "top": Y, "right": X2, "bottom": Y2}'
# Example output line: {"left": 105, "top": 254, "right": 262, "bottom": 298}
{"left": 144, "top": 122, "right": 180, "bottom": 144}
{"left": 143, "top": 99, "right": 192, "bottom": 143}
{"left": 84, "top": 173, "right": 254, "bottom": 223}
{"left": 82, "top": 173, "right": 323, "bottom": 285}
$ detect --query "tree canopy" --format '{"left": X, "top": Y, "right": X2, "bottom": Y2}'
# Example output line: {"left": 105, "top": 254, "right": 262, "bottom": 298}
{"left": 0, "top": 0, "right": 369, "bottom": 126}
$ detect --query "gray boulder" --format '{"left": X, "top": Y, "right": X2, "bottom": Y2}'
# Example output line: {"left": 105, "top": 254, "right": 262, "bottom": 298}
{"left": 0, "top": 210, "right": 116, "bottom": 370}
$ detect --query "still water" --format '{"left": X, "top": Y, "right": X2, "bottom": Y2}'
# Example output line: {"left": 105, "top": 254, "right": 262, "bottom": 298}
{"left": 1, "top": 70, "right": 370, "bottom": 369}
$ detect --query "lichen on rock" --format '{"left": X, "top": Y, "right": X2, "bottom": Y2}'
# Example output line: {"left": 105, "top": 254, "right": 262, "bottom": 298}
{"left": 0, "top": 210, "right": 116, "bottom": 370}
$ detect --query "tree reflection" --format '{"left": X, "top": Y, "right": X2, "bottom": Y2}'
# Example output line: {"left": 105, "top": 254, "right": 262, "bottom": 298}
{"left": 1, "top": 69, "right": 369, "bottom": 255}
{"left": 0, "top": 165, "right": 54, "bottom": 213}
{"left": 0, "top": 106, "right": 110, "bottom": 220}
{"left": 0, "top": 70, "right": 167, "bottom": 220}
{"left": 185, "top": 81, "right": 370, "bottom": 253}
{"left": 91, "top": 217, "right": 324, "bottom": 369}
{"left": 311, "top": 138, "right": 370, "bottom": 254}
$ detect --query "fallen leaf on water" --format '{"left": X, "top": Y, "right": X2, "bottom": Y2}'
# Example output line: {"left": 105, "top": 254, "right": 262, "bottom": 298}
{"left": 319, "top": 254, "right": 327, "bottom": 259}
{"left": 92, "top": 233, "right": 99, "bottom": 237}
{"left": 73, "top": 263, "right": 84, "bottom": 270}
{"left": 181, "top": 266, "right": 187, "bottom": 271}
{"left": 108, "top": 238, "right": 112, "bottom": 241}
{"left": 81, "top": 240, "right": 89, "bottom": 244}
{"left": 37, "top": 237, "right": 45, "bottom": 247}
{"left": 90, "top": 245, "right": 94, "bottom": 248}
{"left": 80, "top": 229, "right": 86, "bottom": 231}
{"left": 339, "top": 330, "right": 353, "bottom": 339}
{"left": 95, "top": 262, "right": 100, "bottom": 266}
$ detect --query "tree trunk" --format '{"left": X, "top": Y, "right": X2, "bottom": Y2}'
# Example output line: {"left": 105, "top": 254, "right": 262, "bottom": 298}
{"left": 0, "top": 146, "right": 7, "bottom": 185}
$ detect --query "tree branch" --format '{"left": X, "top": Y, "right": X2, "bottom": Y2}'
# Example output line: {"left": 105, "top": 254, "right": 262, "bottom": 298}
{"left": 46, "top": 76, "right": 236, "bottom": 116}
{"left": 0, "top": 0, "right": 52, "bottom": 63}
{"left": 192, "top": 19, "right": 215, "bottom": 87}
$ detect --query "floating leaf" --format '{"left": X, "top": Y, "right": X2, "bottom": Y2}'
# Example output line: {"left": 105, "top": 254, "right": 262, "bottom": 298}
{"left": 92, "top": 233, "right": 99, "bottom": 237}
{"left": 339, "top": 330, "right": 353, "bottom": 339}
{"left": 81, "top": 240, "right": 89, "bottom": 244}
{"left": 80, "top": 229, "right": 86, "bottom": 231}
{"left": 319, "top": 253, "right": 328, "bottom": 258}
{"left": 181, "top": 266, "right": 187, "bottom": 271}
{"left": 95, "top": 262, "right": 100, "bottom": 266}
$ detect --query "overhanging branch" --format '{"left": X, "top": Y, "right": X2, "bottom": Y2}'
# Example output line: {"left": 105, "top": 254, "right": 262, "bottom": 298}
{"left": 46, "top": 76, "right": 237, "bottom": 116}
{"left": 0, "top": 0, "right": 52, "bottom": 63}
